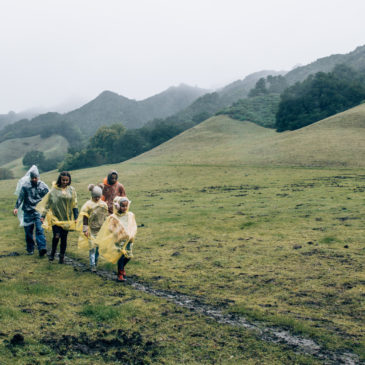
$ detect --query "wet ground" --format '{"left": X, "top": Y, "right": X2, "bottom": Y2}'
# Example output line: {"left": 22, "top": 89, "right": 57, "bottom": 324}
{"left": 0, "top": 251, "right": 361, "bottom": 364}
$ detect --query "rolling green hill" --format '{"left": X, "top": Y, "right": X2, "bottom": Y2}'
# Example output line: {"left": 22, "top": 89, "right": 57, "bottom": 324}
{"left": 0, "top": 134, "right": 69, "bottom": 176}
{"left": 135, "top": 103, "right": 365, "bottom": 168}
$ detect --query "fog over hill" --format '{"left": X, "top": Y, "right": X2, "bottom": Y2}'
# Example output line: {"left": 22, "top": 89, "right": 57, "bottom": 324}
{"left": 64, "top": 84, "right": 208, "bottom": 136}
{"left": 285, "top": 44, "right": 365, "bottom": 85}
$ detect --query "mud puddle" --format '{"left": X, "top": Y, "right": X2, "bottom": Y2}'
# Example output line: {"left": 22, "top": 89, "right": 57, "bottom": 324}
{"left": 64, "top": 256, "right": 360, "bottom": 364}
{"left": 40, "top": 329, "right": 159, "bottom": 362}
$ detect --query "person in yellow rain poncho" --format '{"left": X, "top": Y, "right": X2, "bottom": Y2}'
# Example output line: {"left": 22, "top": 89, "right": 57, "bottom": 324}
{"left": 38, "top": 171, "right": 78, "bottom": 264}
{"left": 77, "top": 184, "right": 108, "bottom": 272}
{"left": 95, "top": 196, "right": 137, "bottom": 282}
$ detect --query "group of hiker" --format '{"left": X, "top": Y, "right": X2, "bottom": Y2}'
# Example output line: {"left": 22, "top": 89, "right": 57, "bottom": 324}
{"left": 13, "top": 167, "right": 136, "bottom": 282}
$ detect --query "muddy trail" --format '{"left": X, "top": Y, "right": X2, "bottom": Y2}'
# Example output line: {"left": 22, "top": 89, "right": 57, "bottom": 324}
{"left": 1, "top": 251, "right": 361, "bottom": 364}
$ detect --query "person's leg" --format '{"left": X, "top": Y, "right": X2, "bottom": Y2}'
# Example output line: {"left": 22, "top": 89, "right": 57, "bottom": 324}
{"left": 117, "top": 255, "right": 130, "bottom": 281}
{"left": 89, "top": 248, "right": 96, "bottom": 269}
{"left": 59, "top": 229, "right": 68, "bottom": 264}
{"left": 24, "top": 224, "right": 35, "bottom": 254}
{"left": 34, "top": 215, "right": 47, "bottom": 256}
{"left": 49, "top": 226, "right": 60, "bottom": 261}
{"left": 95, "top": 247, "right": 99, "bottom": 266}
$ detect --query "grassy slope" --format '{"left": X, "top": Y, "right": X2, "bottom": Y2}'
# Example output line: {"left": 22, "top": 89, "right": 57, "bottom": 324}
{"left": 1, "top": 106, "right": 365, "bottom": 363}
{"left": 0, "top": 134, "right": 69, "bottom": 176}
{"left": 136, "top": 103, "right": 365, "bottom": 168}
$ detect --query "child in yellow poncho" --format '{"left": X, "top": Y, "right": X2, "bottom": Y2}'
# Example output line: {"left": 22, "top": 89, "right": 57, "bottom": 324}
{"left": 95, "top": 196, "right": 137, "bottom": 282}
{"left": 39, "top": 171, "right": 78, "bottom": 264}
{"left": 77, "top": 184, "right": 108, "bottom": 272}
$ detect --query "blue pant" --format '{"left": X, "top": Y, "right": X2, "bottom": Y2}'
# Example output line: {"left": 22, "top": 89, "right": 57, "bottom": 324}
{"left": 23, "top": 213, "right": 47, "bottom": 253}
{"left": 89, "top": 247, "right": 99, "bottom": 267}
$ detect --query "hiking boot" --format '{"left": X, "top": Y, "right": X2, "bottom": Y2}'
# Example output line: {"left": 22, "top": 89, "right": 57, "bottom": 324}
{"left": 91, "top": 265, "right": 97, "bottom": 273}
{"left": 27, "top": 250, "right": 34, "bottom": 255}
{"left": 49, "top": 242, "right": 57, "bottom": 261}
{"left": 39, "top": 249, "right": 47, "bottom": 257}
{"left": 117, "top": 269, "right": 126, "bottom": 282}
{"left": 58, "top": 255, "right": 64, "bottom": 264}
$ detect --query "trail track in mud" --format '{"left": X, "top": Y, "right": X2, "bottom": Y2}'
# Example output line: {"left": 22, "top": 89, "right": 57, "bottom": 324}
{"left": 1, "top": 251, "right": 361, "bottom": 364}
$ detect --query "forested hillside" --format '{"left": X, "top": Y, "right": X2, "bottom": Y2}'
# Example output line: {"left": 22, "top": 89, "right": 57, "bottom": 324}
{"left": 285, "top": 44, "right": 365, "bottom": 85}
{"left": 276, "top": 64, "right": 365, "bottom": 131}
{"left": 217, "top": 94, "right": 280, "bottom": 128}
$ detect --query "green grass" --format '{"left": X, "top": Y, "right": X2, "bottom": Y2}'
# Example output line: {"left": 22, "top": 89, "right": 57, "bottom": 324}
{"left": 1, "top": 106, "right": 365, "bottom": 362}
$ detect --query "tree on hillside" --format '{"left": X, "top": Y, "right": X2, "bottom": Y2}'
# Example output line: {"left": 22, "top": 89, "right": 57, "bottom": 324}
{"left": 0, "top": 168, "right": 14, "bottom": 180}
{"left": 266, "top": 75, "right": 288, "bottom": 93}
{"left": 0, "top": 113, "right": 83, "bottom": 150}
{"left": 248, "top": 78, "right": 268, "bottom": 97}
{"left": 248, "top": 75, "right": 287, "bottom": 97}
{"left": 90, "top": 124, "right": 126, "bottom": 151}
{"left": 192, "top": 111, "right": 211, "bottom": 124}
{"left": 23, "top": 150, "right": 45, "bottom": 169}
{"left": 275, "top": 64, "right": 365, "bottom": 131}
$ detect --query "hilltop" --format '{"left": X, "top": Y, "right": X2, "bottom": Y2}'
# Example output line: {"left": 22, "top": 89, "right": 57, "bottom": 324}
{"left": 134, "top": 103, "right": 365, "bottom": 168}
{"left": 64, "top": 84, "right": 208, "bottom": 136}
{"left": 285, "top": 44, "right": 365, "bottom": 85}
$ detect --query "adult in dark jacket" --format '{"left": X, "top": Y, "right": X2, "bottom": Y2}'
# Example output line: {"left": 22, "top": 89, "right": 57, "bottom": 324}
{"left": 13, "top": 166, "right": 49, "bottom": 256}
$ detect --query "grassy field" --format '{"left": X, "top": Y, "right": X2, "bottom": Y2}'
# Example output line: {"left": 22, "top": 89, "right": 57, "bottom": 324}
{"left": 0, "top": 108, "right": 364, "bottom": 363}
{"left": 0, "top": 134, "right": 69, "bottom": 177}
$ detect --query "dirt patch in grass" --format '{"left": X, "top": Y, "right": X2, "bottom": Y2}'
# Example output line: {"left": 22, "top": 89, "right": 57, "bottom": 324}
{"left": 64, "top": 254, "right": 361, "bottom": 364}
{"left": 40, "top": 329, "right": 159, "bottom": 363}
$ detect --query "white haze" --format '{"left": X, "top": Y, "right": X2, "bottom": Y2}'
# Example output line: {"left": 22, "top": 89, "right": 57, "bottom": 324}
{"left": 0, "top": 0, "right": 364, "bottom": 113}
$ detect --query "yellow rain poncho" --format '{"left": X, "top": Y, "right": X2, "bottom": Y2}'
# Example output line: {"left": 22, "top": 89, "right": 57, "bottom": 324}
{"left": 38, "top": 182, "right": 78, "bottom": 231}
{"left": 77, "top": 199, "right": 108, "bottom": 250}
{"left": 95, "top": 199, "right": 137, "bottom": 264}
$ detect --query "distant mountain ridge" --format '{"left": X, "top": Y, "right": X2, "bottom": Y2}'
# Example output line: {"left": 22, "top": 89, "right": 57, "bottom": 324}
{"left": 145, "top": 70, "right": 283, "bottom": 128}
{"left": 64, "top": 84, "right": 208, "bottom": 136}
{"left": 2, "top": 43, "right": 365, "bottom": 172}
{"left": 0, "top": 110, "right": 41, "bottom": 131}
{"left": 285, "top": 45, "right": 365, "bottom": 85}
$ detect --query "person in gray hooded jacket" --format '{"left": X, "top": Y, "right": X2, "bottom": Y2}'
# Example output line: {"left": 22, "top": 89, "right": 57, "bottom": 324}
{"left": 13, "top": 166, "right": 49, "bottom": 256}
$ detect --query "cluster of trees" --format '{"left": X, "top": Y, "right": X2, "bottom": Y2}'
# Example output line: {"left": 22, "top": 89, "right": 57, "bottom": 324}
{"left": 217, "top": 94, "right": 280, "bottom": 128}
{"left": 59, "top": 121, "right": 191, "bottom": 171}
{"left": 0, "top": 113, "right": 83, "bottom": 149}
{"left": 59, "top": 92, "right": 225, "bottom": 170}
{"left": 248, "top": 75, "right": 288, "bottom": 97}
{"left": 0, "top": 168, "right": 14, "bottom": 180}
{"left": 275, "top": 64, "right": 365, "bottom": 131}
{"left": 22, "top": 150, "right": 63, "bottom": 172}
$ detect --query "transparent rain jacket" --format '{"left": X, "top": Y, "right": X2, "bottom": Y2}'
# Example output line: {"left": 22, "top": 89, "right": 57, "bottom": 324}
{"left": 77, "top": 199, "right": 108, "bottom": 250}
{"left": 95, "top": 209, "right": 137, "bottom": 264}
{"left": 14, "top": 165, "right": 48, "bottom": 226}
{"left": 38, "top": 182, "right": 78, "bottom": 231}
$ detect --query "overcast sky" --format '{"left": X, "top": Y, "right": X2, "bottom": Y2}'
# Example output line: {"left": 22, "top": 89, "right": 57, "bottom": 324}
{"left": 0, "top": 0, "right": 364, "bottom": 114}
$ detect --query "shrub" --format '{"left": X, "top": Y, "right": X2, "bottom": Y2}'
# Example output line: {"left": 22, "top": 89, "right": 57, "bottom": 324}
{"left": 0, "top": 168, "right": 14, "bottom": 180}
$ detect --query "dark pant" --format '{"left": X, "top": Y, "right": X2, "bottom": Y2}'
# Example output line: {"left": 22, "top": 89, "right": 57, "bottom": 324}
{"left": 51, "top": 226, "right": 69, "bottom": 257}
{"left": 117, "top": 255, "right": 130, "bottom": 271}
{"left": 23, "top": 214, "right": 47, "bottom": 253}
